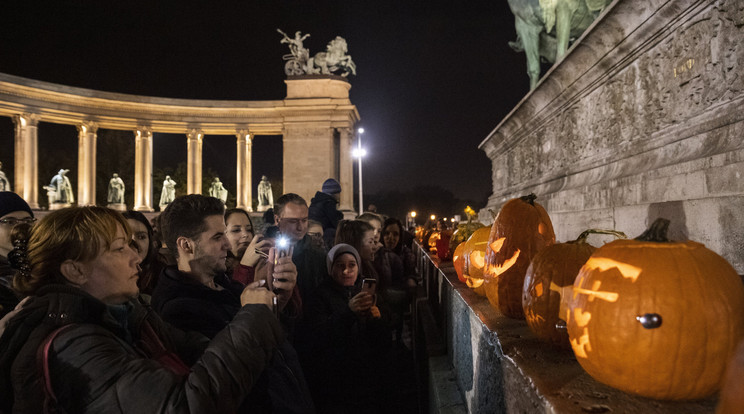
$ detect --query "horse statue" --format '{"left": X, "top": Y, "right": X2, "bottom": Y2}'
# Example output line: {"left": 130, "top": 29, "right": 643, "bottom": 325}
{"left": 508, "top": 0, "right": 611, "bottom": 89}
{"left": 307, "top": 36, "right": 357, "bottom": 77}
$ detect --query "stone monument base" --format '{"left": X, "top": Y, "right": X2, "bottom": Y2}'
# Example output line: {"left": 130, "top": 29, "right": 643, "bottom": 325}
{"left": 107, "top": 203, "right": 127, "bottom": 212}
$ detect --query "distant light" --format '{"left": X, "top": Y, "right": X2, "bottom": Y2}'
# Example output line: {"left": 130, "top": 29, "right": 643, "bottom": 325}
{"left": 450, "top": 218, "right": 456, "bottom": 222}
{"left": 358, "top": 127, "right": 365, "bottom": 134}
{"left": 430, "top": 214, "right": 436, "bottom": 220}
{"left": 352, "top": 148, "right": 367, "bottom": 158}
{"left": 410, "top": 211, "right": 417, "bottom": 218}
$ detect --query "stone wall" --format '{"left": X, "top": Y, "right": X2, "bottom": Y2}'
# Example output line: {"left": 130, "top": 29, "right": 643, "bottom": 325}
{"left": 478, "top": 0, "right": 744, "bottom": 272}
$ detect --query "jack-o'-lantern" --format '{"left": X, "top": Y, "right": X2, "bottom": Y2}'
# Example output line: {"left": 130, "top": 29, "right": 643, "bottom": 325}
{"left": 453, "top": 242, "right": 466, "bottom": 283}
{"left": 414, "top": 226, "right": 425, "bottom": 243}
{"left": 522, "top": 229, "right": 626, "bottom": 348}
{"left": 562, "top": 218, "right": 744, "bottom": 400}
{"left": 448, "top": 208, "right": 484, "bottom": 255}
{"left": 461, "top": 226, "right": 491, "bottom": 288}
{"left": 427, "top": 231, "right": 441, "bottom": 253}
{"left": 484, "top": 194, "right": 555, "bottom": 319}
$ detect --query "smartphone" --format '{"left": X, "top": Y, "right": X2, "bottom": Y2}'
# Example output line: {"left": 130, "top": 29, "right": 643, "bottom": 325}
{"left": 275, "top": 235, "right": 290, "bottom": 259}
{"left": 361, "top": 278, "right": 377, "bottom": 295}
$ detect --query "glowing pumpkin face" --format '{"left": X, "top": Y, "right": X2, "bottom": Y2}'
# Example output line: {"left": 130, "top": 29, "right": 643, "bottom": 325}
{"left": 460, "top": 226, "right": 491, "bottom": 288}
{"left": 484, "top": 194, "right": 555, "bottom": 319}
{"left": 448, "top": 221, "right": 484, "bottom": 255}
{"left": 427, "top": 231, "right": 441, "bottom": 253}
{"left": 452, "top": 242, "right": 466, "bottom": 283}
{"left": 563, "top": 219, "right": 744, "bottom": 400}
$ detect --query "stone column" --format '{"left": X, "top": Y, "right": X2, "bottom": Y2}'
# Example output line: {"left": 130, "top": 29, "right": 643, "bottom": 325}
{"left": 338, "top": 127, "right": 354, "bottom": 211}
{"left": 12, "top": 114, "right": 39, "bottom": 209}
{"left": 134, "top": 126, "right": 154, "bottom": 211}
{"left": 236, "top": 129, "right": 253, "bottom": 211}
{"left": 76, "top": 121, "right": 98, "bottom": 206}
{"left": 186, "top": 128, "right": 203, "bottom": 195}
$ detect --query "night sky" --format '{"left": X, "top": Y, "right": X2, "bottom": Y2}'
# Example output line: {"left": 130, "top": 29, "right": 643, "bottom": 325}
{"left": 0, "top": 1, "right": 530, "bottom": 209}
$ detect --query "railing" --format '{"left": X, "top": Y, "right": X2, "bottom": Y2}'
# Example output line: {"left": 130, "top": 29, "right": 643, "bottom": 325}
{"left": 412, "top": 243, "right": 719, "bottom": 414}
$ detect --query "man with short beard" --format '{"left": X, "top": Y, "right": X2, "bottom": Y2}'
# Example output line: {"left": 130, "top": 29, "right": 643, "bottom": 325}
{"left": 152, "top": 194, "right": 314, "bottom": 413}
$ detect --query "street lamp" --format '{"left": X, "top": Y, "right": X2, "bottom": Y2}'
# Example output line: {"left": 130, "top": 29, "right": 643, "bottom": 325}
{"left": 408, "top": 211, "right": 417, "bottom": 229}
{"left": 353, "top": 127, "right": 367, "bottom": 216}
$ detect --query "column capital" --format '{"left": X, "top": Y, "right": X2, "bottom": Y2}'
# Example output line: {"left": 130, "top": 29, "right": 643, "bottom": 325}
{"left": 77, "top": 121, "right": 99, "bottom": 134}
{"left": 187, "top": 128, "right": 204, "bottom": 141}
{"left": 12, "top": 113, "right": 39, "bottom": 127}
{"left": 236, "top": 129, "right": 252, "bottom": 140}
{"left": 135, "top": 125, "right": 153, "bottom": 138}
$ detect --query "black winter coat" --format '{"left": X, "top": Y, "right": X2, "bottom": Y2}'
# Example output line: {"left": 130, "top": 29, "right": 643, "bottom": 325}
{"left": 298, "top": 279, "right": 392, "bottom": 412}
{"left": 152, "top": 267, "right": 315, "bottom": 414}
{"left": 0, "top": 283, "right": 282, "bottom": 414}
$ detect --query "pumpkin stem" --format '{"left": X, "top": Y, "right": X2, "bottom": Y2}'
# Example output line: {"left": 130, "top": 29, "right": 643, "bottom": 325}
{"left": 635, "top": 218, "right": 671, "bottom": 242}
{"left": 520, "top": 193, "right": 537, "bottom": 205}
{"left": 573, "top": 229, "right": 627, "bottom": 244}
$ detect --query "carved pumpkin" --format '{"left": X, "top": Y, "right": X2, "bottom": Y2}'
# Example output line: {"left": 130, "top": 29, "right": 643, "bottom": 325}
{"left": 522, "top": 229, "right": 626, "bottom": 348}
{"left": 453, "top": 242, "right": 466, "bottom": 283}
{"left": 449, "top": 221, "right": 484, "bottom": 256}
{"left": 426, "top": 231, "right": 441, "bottom": 253}
{"left": 563, "top": 218, "right": 744, "bottom": 400}
{"left": 461, "top": 226, "right": 491, "bottom": 288}
{"left": 484, "top": 194, "right": 555, "bottom": 319}
{"left": 717, "top": 339, "right": 744, "bottom": 414}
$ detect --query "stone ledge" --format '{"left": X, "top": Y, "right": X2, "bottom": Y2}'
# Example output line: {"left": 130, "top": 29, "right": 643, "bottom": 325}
{"left": 422, "top": 250, "right": 719, "bottom": 413}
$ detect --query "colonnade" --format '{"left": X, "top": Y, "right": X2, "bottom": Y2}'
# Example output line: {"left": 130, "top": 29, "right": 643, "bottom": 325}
{"left": 11, "top": 118, "right": 303, "bottom": 212}
{"left": 0, "top": 74, "right": 359, "bottom": 212}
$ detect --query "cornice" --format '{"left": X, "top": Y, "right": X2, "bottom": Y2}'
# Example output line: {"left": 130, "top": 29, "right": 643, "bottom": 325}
{"left": 0, "top": 72, "right": 359, "bottom": 134}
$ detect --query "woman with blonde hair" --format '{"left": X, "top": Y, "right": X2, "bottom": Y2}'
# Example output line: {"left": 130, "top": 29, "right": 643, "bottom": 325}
{"left": 0, "top": 206, "right": 282, "bottom": 413}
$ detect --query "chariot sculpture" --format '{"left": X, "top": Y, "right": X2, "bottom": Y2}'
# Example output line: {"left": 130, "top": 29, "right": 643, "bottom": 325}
{"left": 278, "top": 29, "right": 356, "bottom": 77}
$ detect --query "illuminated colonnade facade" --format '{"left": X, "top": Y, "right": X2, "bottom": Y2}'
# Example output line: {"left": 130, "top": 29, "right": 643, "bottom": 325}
{"left": 0, "top": 73, "right": 359, "bottom": 211}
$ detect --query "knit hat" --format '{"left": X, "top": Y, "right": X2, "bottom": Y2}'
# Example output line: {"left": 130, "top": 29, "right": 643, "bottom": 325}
{"left": 326, "top": 243, "right": 361, "bottom": 275}
{"left": 321, "top": 178, "right": 342, "bottom": 195}
{"left": 0, "top": 192, "right": 33, "bottom": 219}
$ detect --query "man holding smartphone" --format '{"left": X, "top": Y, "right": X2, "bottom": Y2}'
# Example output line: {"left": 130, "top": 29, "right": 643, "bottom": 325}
{"left": 274, "top": 193, "right": 329, "bottom": 307}
{"left": 152, "top": 195, "right": 314, "bottom": 413}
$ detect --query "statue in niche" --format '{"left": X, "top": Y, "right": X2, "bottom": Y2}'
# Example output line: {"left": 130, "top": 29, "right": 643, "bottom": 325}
{"left": 209, "top": 177, "right": 228, "bottom": 204}
{"left": 257, "top": 175, "right": 274, "bottom": 212}
{"left": 45, "top": 169, "right": 74, "bottom": 207}
{"left": 0, "top": 162, "right": 10, "bottom": 191}
{"left": 278, "top": 29, "right": 356, "bottom": 77}
{"left": 159, "top": 175, "right": 176, "bottom": 210}
{"left": 107, "top": 173, "right": 125, "bottom": 207}
{"left": 507, "top": 0, "right": 611, "bottom": 89}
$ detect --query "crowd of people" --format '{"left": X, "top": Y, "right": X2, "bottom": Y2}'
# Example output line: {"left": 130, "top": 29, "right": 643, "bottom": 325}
{"left": 0, "top": 177, "right": 420, "bottom": 413}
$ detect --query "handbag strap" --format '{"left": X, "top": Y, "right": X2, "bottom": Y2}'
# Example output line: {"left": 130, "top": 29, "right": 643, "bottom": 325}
{"left": 36, "top": 324, "right": 77, "bottom": 414}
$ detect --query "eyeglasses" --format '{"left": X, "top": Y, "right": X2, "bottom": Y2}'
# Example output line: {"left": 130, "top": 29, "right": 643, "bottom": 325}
{"left": 0, "top": 217, "right": 37, "bottom": 226}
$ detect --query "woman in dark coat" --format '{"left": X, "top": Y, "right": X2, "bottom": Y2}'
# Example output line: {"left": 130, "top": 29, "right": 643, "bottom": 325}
{"left": 299, "top": 243, "right": 392, "bottom": 413}
{"left": 0, "top": 206, "right": 281, "bottom": 413}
